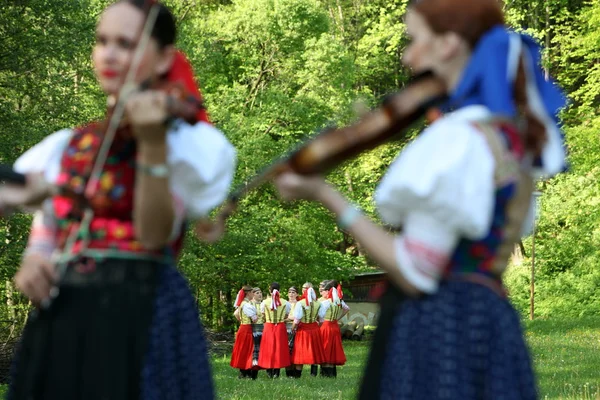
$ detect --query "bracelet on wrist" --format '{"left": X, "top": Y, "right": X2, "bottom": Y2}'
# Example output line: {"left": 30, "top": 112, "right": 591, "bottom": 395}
{"left": 136, "top": 162, "right": 169, "bottom": 178}
{"left": 336, "top": 204, "right": 362, "bottom": 230}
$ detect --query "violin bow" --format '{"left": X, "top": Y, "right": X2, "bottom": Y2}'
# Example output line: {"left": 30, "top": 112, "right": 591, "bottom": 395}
{"left": 42, "top": 3, "right": 162, "bottom": 309}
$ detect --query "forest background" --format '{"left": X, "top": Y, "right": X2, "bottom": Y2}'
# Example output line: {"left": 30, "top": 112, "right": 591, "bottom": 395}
{"left": 0, "top": 0, "right": 599, "bottom": 331}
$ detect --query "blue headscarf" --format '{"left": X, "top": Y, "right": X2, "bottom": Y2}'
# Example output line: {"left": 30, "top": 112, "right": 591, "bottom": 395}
{"left": 446, "top": 25, "right": 568, "bottom": 177}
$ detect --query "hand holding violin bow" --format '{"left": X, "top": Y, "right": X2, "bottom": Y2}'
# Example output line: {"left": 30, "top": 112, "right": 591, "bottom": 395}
{"left": 0, "top": 167, "right": 55, "bottom": 217}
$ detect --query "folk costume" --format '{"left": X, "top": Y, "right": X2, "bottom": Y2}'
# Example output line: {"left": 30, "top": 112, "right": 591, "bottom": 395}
{"left": 318, "top": 285, "right": 349, "bottom": 376}
{"left": 284, "top": 288, "right": 299, "bottom": 378}
{"left": 360, "top": 27, "right": 567, "bottom": 400}
{"left": 230, "top": 290, "right": 259, "bottom": 379}
{"left": 258, "top": 290, "right": 291, "bottom": 376}
{"left": 286, "top": 300, "right": 298, "bottom": 355}
{"left": 8, "top": 52, "right": 236, "bottom": 400}
{"left": 251, "top": 298, "right": 264, "bottom": 374}
{"left": 291, "top": 287, "right": 325, "bottom": 377}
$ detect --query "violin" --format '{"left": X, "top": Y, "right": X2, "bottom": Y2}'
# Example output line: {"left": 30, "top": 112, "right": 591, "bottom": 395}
{"left": 0, "top": 79, "right": 204, "bottom": 217}
{"left": 195, "top": 71, "right": 448, "bottom": 242}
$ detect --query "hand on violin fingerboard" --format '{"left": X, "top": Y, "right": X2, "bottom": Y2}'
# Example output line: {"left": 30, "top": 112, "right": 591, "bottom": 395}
{"left": 125, "top": 90, "right": 169, "bottom": 144}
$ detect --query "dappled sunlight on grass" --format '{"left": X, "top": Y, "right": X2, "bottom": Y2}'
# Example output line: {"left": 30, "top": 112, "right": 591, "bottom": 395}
{"left": 0, "top": 319, "right": 596, "bottom": 399}
{"left": 211, "top": 341, "right": 368, "bottom": 399}
{"left": 525, "top": 318, "right": 600, "bottom": 400}
{"left": 213, "top": 319, "right": 599, "bottom": 399}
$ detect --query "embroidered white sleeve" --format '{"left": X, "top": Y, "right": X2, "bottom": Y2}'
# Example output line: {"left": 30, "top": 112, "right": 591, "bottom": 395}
{"left": 243, "top": 303, "right": 257, "bottom": 322}
{"left": 375, "top": 113, "right": 495, "bottom": 240}
{"left": 394, "top": 212, "right": 460, "bottom": 294}
{"left": 14, "top": 129, "right": 73, "bottom": 184}
{"left": 23, "top": 210, "right": 57, "bottom": 258}
{"left": 167, "top": 121, "right": 236, "bottom": 219}
{"left": 318, "top": 300, "right": 330, "bottom": 320}
{"left": 293, "top": 303, "right": 304, "bottom": 321}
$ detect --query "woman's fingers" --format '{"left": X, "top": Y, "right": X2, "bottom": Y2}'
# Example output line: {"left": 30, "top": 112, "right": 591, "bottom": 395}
{"left": 14, "top": 255, "right": 56, "bottom": 305}
{"left": 125, "top": 91, "right": 168, "bottom": 127}
{"left": 274, "top": 172, "right": 325, "bottom": 201}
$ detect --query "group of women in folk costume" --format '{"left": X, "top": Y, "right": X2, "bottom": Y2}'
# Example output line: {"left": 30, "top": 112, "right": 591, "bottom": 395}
{"left": 0, "top": 0, "right": 568, "bottom": 398}
{"left": 231, "top": 280, "right": 349, "bottom": 379}
{"left": 258, "top": 283, "right": 292, "bottom": 377}
{"left": 231, "top": 283, "right": 291, "bottom": 379}
{"left": 231, "top": 286, "right": 259, "bottom": 379}
{"left": 317, "top": 280, "right": 350, "bottom": 377}
{"left": 284, "top": 286, "right": 300, "bottom": 377}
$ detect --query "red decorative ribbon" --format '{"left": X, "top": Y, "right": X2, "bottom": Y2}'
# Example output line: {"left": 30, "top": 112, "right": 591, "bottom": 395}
{"left": 271, "top": 289, "right": 282, "bottom": 310}
{"left": 234, "top": 288, "right": 245, "bottom": 308}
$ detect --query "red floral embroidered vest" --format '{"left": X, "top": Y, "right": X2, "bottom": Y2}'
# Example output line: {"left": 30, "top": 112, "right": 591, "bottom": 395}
{"left": 52, "top": 124, "right": 183, "bottom": 261}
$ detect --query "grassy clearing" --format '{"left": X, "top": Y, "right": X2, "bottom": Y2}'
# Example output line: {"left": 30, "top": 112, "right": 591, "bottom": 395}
{"left": 526, "top": 318, "right": 600, "bottom": 399}
{"left": 213, "top": 318, "right": 600, "bottom": 400}
{"left": 211, "top": 341, "right": 367, "bottom": 400}
{"left": 0, "top": 318, "right": 596, "bottom": 399}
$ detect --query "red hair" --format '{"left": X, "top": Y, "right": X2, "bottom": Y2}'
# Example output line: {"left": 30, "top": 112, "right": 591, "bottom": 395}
{"left": 410, "top": 0, "right": 504, "bottom": 48}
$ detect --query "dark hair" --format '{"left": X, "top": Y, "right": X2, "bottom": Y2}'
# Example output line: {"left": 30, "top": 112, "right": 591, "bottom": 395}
{"left": 121, "top": 0, "right": 176, "bottom": 48}
{"left": 242, "top": 285, "right": 253, "bottom": 293}
{"left": 410, "top": 0, "right": 546, "bottom": 156}
{"left": 269, "top": 282, "right": 280, "bottom": 292}
{"left": 323, "top": 280, "right": 339, "bottom": 291}
{"left": 288, "top": 286, "right": 299, "bottom": 293}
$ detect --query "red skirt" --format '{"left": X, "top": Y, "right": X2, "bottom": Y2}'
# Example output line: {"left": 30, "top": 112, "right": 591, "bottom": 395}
{"left": 291, "top": 322, "right": 325, "bottom": 365}
{"left": 258, "top": 323, "right": 291, "bottom": 369}
{"left": 230, "top": 324, "right": 254, "bottom": 369}
{"left": 320, "top": 321, "right": 346, "bottom": 365}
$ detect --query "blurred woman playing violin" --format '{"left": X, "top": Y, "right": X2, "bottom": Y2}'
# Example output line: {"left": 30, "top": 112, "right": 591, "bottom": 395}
{"left": 275, "top": 0, "right": 566, "bottom": 398}
{"left": 5, "top": 1, "right": 235, "bottom": 399}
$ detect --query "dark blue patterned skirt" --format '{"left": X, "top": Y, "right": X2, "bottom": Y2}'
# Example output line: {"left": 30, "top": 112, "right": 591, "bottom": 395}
{"left": 141, "top": 265, "right": 214, "bottom": 399}
{"left": 378, "top": 280, "right": 537, "bottom": 400}
{"left": 8, "top": 258, "right": 213, "bottom": 400}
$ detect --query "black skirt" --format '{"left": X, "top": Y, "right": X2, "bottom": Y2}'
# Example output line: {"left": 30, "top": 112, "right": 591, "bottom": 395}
{"left": 8, "top": 257, "right": 214, "bottom": 400}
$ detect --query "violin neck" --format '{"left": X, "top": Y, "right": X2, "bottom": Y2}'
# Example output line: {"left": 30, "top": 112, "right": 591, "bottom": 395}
{"left": 229, "top": 159, "right": 288, "bottom": 204}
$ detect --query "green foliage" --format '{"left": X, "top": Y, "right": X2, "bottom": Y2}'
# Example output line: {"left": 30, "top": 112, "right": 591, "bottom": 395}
{"left": 0, "top": 0, "right": 107, "bottom": 305}
{"left": 503, "top": 0, "right": 600, "bottom": 318}
{"left": 1, "top": 0, "right": 600, "bottom": 328}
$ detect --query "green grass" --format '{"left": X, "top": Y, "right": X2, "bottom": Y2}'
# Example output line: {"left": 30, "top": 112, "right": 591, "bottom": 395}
{"left": 526, "top": 318, "right": 600, "bottom": 399}
{"left": 1, "top": 318, "right": 597, "bottom": 399}
{"left": 211, "top": 341, "right": 367, "bottom": 399}
{"left": 213, "top": 318, "right": 600, "bottom": 400}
